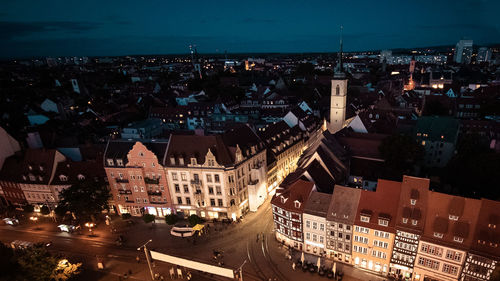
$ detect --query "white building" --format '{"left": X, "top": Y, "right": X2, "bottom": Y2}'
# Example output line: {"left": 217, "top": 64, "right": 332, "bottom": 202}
{"left": 302, "top": 191, "right": 332, "bottom": 256}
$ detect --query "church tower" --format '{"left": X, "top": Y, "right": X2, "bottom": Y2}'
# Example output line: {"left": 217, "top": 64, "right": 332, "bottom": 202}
{"left": 329, "top": 26, "right": 348, "bottom": 133}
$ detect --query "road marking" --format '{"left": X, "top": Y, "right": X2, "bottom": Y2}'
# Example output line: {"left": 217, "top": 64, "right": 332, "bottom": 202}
{"left": 107, "top": 254, "right": 119, "bottom": 258}
{"left": 246, "top": 242, "right": 252, "bottom": 263}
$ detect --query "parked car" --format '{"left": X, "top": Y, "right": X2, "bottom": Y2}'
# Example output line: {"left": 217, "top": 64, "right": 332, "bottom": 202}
{"left": 58, "top": 224, "right": 80, "bottom": 233}
{"left": 3, "top": 218, "right": 19, "bottom": 226}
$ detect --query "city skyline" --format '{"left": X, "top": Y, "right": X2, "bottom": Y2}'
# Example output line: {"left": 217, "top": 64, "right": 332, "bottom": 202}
{"left": 1, "top": 0, "right": 500, "bottom": 58}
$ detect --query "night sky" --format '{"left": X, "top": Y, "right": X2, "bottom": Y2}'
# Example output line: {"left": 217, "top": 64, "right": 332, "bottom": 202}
{"left": 1, "top": 0, "right": 499, "bottom": 58}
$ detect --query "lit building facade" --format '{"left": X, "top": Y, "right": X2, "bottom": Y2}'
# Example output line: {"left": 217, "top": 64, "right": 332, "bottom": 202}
{"left": 302, "top": 191, "right": 331, "bottom": 256}
{"left": 390, "top": 176, "right": 430, "bottom": 280}
{"left": 104, "top": 141, "right": 174, "bottom": 216}
{"left": 164, "top": 126, "right": 267, "bottom": 219}
{"left": 413, "top": 193, "right": 481, "bottom": 281}
{"left": 272, "top": 179, "right": 314, "bottom": 251}
{"left": 326, "top": 185, "right": 361, "bottom": 264}
{"left": 352, "top": 179, "right": 402, "bottom": 275}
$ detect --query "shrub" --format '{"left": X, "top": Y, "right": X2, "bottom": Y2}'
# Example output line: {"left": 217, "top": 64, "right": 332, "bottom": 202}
{"left": 40, "top": 205, "right": 50, "bottom": 215}
{"left": 143, "top": 214, "right": 155, "bottom": 224}
{"left": 165, "top": 214, "right": 178, "bottom": 225}
{"left": 188, "top": 214, "right": 204, "bottom": 226}
{"left": 121, "top": 213, "right": 132, "bottom": 220}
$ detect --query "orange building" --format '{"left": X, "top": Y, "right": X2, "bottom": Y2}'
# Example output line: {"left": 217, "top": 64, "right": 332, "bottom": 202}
{"left": 352, "top": 179, "right": 402, "bottom": 275}
{"left": 104, "top": 140, "right": 174, "bottom": 217}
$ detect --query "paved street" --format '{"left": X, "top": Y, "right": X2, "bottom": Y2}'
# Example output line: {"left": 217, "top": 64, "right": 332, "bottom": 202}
{"left": 1, "top": 198, "right": 389, "bottom": 281}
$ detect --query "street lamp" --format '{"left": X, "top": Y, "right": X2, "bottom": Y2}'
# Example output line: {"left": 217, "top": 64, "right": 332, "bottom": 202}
{"left": 137, "top": 239, "right": 155, "bottom": 281}
{"left": 85, "top": 222, "right": 95, "bottom": 236}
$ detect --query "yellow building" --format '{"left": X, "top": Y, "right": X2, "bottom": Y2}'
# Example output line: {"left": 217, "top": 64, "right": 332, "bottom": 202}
{"left": 352, "top": 179, "right": 402, "bottom": 275}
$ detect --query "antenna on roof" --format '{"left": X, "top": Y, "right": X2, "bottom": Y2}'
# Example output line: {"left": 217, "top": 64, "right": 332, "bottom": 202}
{"left": 339, "top": 25, "right": 343, "bottom": 73}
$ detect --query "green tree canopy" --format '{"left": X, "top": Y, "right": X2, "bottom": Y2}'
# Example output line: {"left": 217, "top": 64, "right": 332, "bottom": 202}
{"left": 58, "top": 180, "right": 111, "bottom": 222}
{"left": 40, "top": 205, "right": 50, "bottom": 215}
{"left": 143, "top": 214, "right": 155, "bottom": 224}
{"left": 188, "top": 214, "right": 204, "bottom": 226}
{"left": 165, "top": 214, "right": 179, "bottom": 225}
{"left": 379, "top": 134, "right": 424, "bottom": 180}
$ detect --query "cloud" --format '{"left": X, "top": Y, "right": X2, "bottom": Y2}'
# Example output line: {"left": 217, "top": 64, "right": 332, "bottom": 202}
{"left": 0, "top": 21, "right": 100, "bottom": 39}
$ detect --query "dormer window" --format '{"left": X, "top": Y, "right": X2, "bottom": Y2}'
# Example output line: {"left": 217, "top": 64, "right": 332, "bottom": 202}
{"left": 412, "top": 219, "right": 418, "bottom": 226}
{"left": 488, "top": 223, "right": 497, "bottom": 229}
{"left": 29, "top": 174, "right": 35, "bottom": 181}
{"left": 170, "top": 157, "right": 175, "bottom": 165}
{"left": 449, "top": 215, "right": 459, "bottom": 221}
{"left": 116, "top": 159, "right": 124, "bottom": 166}
{"left": 179, "top": 158, "right": 184, "bottom": 165}
{"left": 280, "top": 196, "right": 288, "bottom": 204}
{"left": 191, "top": 158, "right": 197, "bottom": 165}
{"left": 343, "top": 214, "right": 348, "bottom": 219}
{"left": 433, "top": 232, "right": 444, "bottom": 238}
{"left": 28, "top": 165, "right": 33, "bottom": 170}
{"left": 77, "top": 174, "right": 85, "bottom": 181}
{"left": 378, "top": 219, "right": 389, "bottom": 226}
{"left": 107, "top": 159, "right": 114, "bottom": 166}
{"left": 410, "top": 199, "right": 416, "bottom": 205}
{"left": 39, "top": 165, "right": 44, "bottom": 171}
{"left": 402, "top": 218, "right": 408, "bottom": 224}
{"left": 360, "top": 215, "right": 370, "bottom": 223}
{"left": 294, "top": 200, "right": 301, "bottom": 209}
{"left": 139, "top": 152, "right": 144, "bottom": 157}
{"left": 453, "top": 236, "right": 463, "bottom": 243}
{"left": 38, "top": 176, "right": 43, "bottom": 181}
{"left": 22, "top": 175, "right": 27, "bottom": 181}
{"left": 59, "top": 175, "right": 67, "bottom": 181}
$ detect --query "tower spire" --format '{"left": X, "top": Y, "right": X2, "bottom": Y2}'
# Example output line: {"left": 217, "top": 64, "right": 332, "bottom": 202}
{"left": 334, "top": 25, "right": 345, "bottom": 79}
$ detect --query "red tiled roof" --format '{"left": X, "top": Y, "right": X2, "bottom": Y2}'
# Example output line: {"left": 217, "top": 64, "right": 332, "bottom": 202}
{"left": 355, "top": 179, "right": 402, "bottom": 232}
{"left": 271, "top": 179, "right": 314, "bottom": 213}
{"left": 470, "top": 199, "right": 500, "bottom": 258}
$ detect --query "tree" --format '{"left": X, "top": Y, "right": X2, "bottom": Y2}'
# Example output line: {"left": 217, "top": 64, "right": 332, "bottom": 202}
{"left": 40, "top": 205, "right": 50, "bottom": 215}
{"left": 0, "top": 241, "right": 19, "bottom": 280}
{"left": 143, "top": 214, "right": 155, "bottom": 224}
{"left": 188, "top": 214, "right": 204, "bottom": 226}
{"left": 165, "top": 214, "right": 178, "bottom": 225}
{"left": 379, "top": 134, "right": 424, "bottom": 180}
{"left": 491, "top": 265, "right": 500, "bottom": 281}
{"left": 23, "top": 204, "right": 34, "bottom": 214}
{"left": 54, "top": 205, "right": 67, "bottom": 218}
{"left": 58, "top": 180, "right": 111, "bottom": 222}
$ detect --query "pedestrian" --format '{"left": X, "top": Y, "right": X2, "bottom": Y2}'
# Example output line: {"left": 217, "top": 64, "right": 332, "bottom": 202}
{"left": 136, "top": 256, "right": 140, "bottom": 263}
{"left": 292, "top": 262, "right": 296, "bottom": 270}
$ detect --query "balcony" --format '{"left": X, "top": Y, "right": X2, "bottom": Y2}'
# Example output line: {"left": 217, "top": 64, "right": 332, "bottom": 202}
{"left": 144, "top": 177, "right": 160, "bottom": 184}
{"left": 115, "top": 178, "right": 129, "bottom": 183}
{"left": 118, "top": 189, "right": 132, "bottom": 195}
{"left": 147, "top": 190, "right": 162, "bottom": 196}
{"left": 190, "top": 179, "right": 202, "bottom": 186}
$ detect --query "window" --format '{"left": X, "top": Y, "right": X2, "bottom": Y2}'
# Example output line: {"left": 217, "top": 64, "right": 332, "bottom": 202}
{"left": 346, "top": 225, "right": 351, "bottom": 231}
{"left": 306, "top": 233, "right": 311, "bottom": 240}
{"left": 312, "top": 234, "right": 317, "bottom": 242}
{"left": 206, "top": 174, "right": 212, "bottom": 182}
{"left": 336, "top": 85, "right": 340, "bottom": 96}
{"left": 338, "top": 233, "right": 343, "bottom": 238}
{"left": 218, "top": 199, "right": 223, "bottom": 206}
{"left": 410, "top": 199, "right": 416, "bottom": 205}
{"left": 107, "top": 159, "right": 114, "bottom": 166}
{"left": 171, "top": 173, "right": 178, "bottom": 181}
{"left": 313, "top": 222, "right": 317, "bottom": 230}
{"left": 338, "top": 224, "right": 343, "bottom": 229}
{"left": 214, "top": 174, "right": 220, "bottom": 183}
{"left": 175, "top": 184, "right": 180, "bottom": 193}
{"left": 208, "top": 186, "right": 214, "bottom": 194}
{"left": 360, "top": 215, "right": 370, "bottom": 222}
{"left": 320, "top": 224, "right": 325, "bottom": 231}
{"left": 134, "top": 186, "right": 138, "bottom": 192}
{"left": 170, "top": 157, "right": 175, "bottom": 165}
{"left": 346, "top": 234, "right": 350, "bottom": 240}
{"left": 183, "top": 185, "right": 189, "bottom": 193}
{"left": 306, "top": 221, "right": 311, "bottom": 228}
{"left": 433, "top": 232, "right": 443, "bottom": 238}
{"left": 216, "top": 186, "right": 221, "bottom": 195}
{"left": 378, "top": 219, "right": 388, "bottom": 226}
{"left": 186, "top": 197, "right": 191, "bottom": 205}
{"left": 181, "top": 173, "right": 187, "bottom": 181}
{"left": 412, "top": 220, "right": 418, "bottom": 225}
{"left": 449, "top": 214, "right": 459, "bottom": 221}
{"left": 177, "top": 197, "right": 183, "bottom": 204}
{"left": 143, "top": 198, "right": 148, "bottom": 203}
{"left": 210, "top": 199, "right": 216, "bottom": 206}
{"left": 402, "top": 218, "right": 408, "bottom": 224}
{"left": 116, "top": 159, "right": 123, "bottom": 166}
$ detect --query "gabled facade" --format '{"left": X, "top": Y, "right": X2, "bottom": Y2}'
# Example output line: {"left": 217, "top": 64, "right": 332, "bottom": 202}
{"left": 414, "top": 193, "right": 481, "bottom": 281}
{"left": 352, "top": 179, "right": 402, "bottom": 275}
{"left": 164, "top": 125, "right": 267, "bottom": 219}
{"left": 104, "top": 141, "right": 174, "bottom": 217}
{"left": 326, "top": 185, "right": 361, "bottom": 264}
{"left": 461, "top": 199, "right": 500, "bottom": 281}
{"left": 303, "top": 191, "right": 332, "bottom": 256}
{"left": 272, "top": 179, "right": 314, "bottom": 251}
{"left": 390, "top": 176, "right": 430, "bottom": 280}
